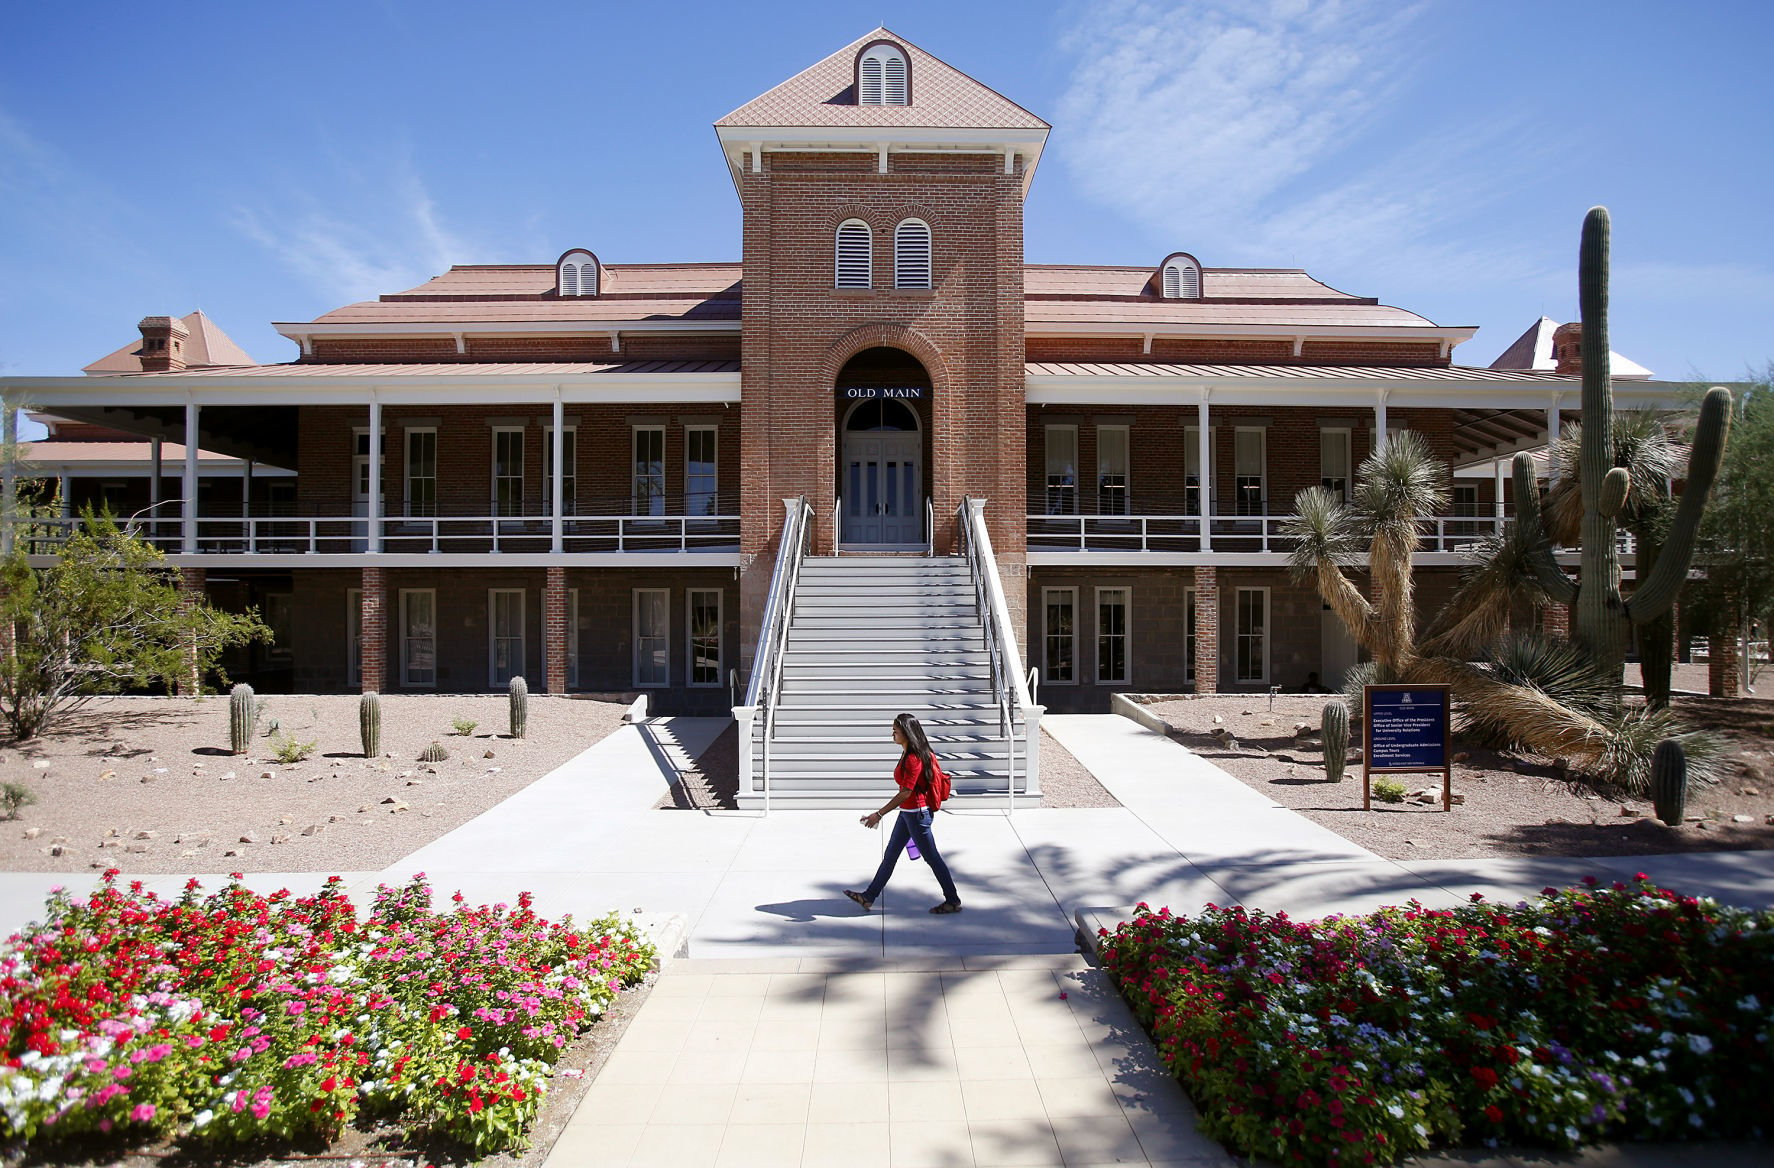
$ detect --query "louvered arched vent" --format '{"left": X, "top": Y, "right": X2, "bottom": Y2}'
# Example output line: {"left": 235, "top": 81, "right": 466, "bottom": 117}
{"left": 895, "top": 219, "right": 931, "bottom": 289}
{"left": 1162, "top": 259, "right": 1200, "bottom": 299}
{"left": 557, "top": 249, "right": 599, "bottom": 297}
{"left": 836, "top": 220, "right": 872, "bottom": 288}
{"left": 857, "top": 44, "right": 909, "bottom": 105}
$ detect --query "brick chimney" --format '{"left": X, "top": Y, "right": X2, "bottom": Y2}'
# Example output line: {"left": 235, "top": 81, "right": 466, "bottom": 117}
{"left": 137, "top": 316, "right": 189, "bottom": 372}
{"left": 1552, "top": 322, "right": 1582, "bottom": 374}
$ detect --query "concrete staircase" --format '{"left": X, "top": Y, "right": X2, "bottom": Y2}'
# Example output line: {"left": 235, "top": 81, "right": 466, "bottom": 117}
{"left": 737, "top": 555, "right": 1037, "bottom": 810}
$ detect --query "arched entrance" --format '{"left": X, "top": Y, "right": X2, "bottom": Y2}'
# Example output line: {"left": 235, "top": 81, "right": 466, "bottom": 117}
{"left": 836, "top": 347, "right": 932, "bottom": 550}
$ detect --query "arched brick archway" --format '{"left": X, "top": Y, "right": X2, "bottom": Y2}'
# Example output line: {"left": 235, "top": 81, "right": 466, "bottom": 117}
{"left": 820, "top": 323, "right": 950, "bottom": 391}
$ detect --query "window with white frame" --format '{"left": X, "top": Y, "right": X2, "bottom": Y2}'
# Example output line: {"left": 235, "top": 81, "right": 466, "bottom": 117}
{"left": 491, "top": 428, "right": 524, "bottom": 517}
{"left": 688, "top": 589, "right": 722, "bottom": 687}
{"left": 894, "top": 219, "right": 931, "bottom": 288}
{"left": 488, "top": 589, "right": 524, "bottom": 688}
{"left": 400, "top": 589, "right": 437, "bottom": 688}
{"left": 567, "top": 589, "right": 580, "bottom": 688}
{"left": 1235, "top": 587, "right": 1268, "bottom": 683}
{"left": 1162, "top": 259, "right": 1201, "bottom": 299}
{"left": 1097, "top": 425, "right": 1130, "bottom": 515}
{"left": 347, "top": 588, "right": 363, "bottom": 689}
{"left": 352, "top": 429, "right": 385, "bottom": 510}
{"left": 685, "top": 426, "right": 718, "bottom": 516}
{"left": 1453, "top": 483, "right": 1480, "bottom": 517}
{"left": 543, "top": 426, "right": 577, "bottom": 515}
{"left": 632, "top": 426, "right": 665, "bottom": 516}
{"left": 1096, "top": 587, "right": 1130, "bottom": 685}
{"left": 558, "top": 250, "right": 598, "bottom": 297}
{"left": 1045, "top": 425, "right": 1078, "bottom": 515}
{"left": 836, "top": 220, "right": 872, "bottom": 288}
{"left": 1183, "top": 587, "right": 1197, "bottom": 682}
{"left": 1042, "top": 587, "right": 1076, "bottom": 685}
{"left": 633, "top": 589, "right": 669, "bottom": 687}
{"left": 405, "top": 428, "right": 437, "bottom": 517}
{"left": 1320, "top": 428, "right": 1351, "bottom": 500}
{"left": 1234, "top": 428, "right": 1266, "bottom": 516}
{"left": 858, "top": 43, "right": 908, "bottom": 104}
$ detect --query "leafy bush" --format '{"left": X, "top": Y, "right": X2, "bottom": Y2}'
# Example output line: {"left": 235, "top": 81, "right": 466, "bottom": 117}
{"left": 450, "top": 717, "right": 478, "bottom": 737}
{"left": 1099, "top": 880, "right": 1774, "bottom": 1166}
{"left": 1372, "top": 777, "right": 1407, "bottom": 803}
{"left": 0, "top": 871, "right": 652, "bottom": 1154}
{"left": 267, "top": 734, "right": 315, "bottom": 764}
{"left": 0, "top": 782, "right": 35, "bottom": 819}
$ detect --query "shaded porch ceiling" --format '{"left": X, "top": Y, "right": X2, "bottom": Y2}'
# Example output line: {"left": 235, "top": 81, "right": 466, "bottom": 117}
{"left": 38, "top": 404, "right": 299, "bottom": 472}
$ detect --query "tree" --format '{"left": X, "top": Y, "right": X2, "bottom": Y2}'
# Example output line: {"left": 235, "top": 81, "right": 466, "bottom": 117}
{"left": 0, "top": 513, "right": 270, "bottom": 739}
{"left": 1688, "top": 366, "right": 1774, "bottom": 683}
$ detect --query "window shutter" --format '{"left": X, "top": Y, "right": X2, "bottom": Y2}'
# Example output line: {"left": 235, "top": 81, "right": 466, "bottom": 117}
{"left": 560, "top": 263, "right": 579, "bottom": 297}
{"left": 1178, "top": 264, "right": 1200, "bottom": 298}
{"left": 884, "top": 55, "right": 908, "bottom": 104}
{"left": 836, "top": 221, "right": 872, "bottom": 288}
{"left": 895, "top": 220, "right": 931, "bottom": 288}
{"left": 1162, "top": 264, "right": 1179, "bottom": 298}
{"left": 859, "top": 57, "right": 883, "bottom": 104}
{"left": 581, "top": 262, "right": 597, "bottom": 296}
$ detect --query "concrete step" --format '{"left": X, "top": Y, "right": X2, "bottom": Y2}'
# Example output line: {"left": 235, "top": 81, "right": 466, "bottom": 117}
{"left": 794, "top": 615, "right": 981, "bottom": 630}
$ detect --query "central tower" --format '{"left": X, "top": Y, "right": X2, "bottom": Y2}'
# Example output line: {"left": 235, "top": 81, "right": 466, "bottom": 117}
{"left": 715, "top": 27, "right": 1048, "bottom": 650}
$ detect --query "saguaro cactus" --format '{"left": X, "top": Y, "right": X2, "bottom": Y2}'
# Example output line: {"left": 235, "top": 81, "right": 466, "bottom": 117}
{"left": 1514, "top": 207, "right": 1732, "bottom": 684}
{"left": 1651, "top": 738, "right": 1687, "bottom": 826}
{"left": 229, "top": 684, "right": 254, "bottom": 755}
{"left": 360, "top": 692, "right": 382, "bottom": 758}
{"left": 1321, "top": 701, "right": 1349, "bottom": 782}
{"left": 509, "top": 676, "right": 529, "bottom": 739}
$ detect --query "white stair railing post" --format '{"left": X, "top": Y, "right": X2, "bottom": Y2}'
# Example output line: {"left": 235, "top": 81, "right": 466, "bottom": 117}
{"left": 738, "top": 496, "right": 812, "bottom": 814}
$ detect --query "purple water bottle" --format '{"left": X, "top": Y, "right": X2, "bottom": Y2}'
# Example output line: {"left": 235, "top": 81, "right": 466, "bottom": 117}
{"left": 906, "top": 839, "right": 921, "bottom": 861}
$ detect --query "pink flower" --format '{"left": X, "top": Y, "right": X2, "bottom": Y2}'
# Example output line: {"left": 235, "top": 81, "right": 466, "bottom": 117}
{"left": 131, "top": 1103, "right": 156, "bottom": 1122}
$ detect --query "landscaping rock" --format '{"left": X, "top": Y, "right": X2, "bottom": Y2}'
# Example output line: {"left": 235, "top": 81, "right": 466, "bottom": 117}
{"left": 22, "top": 827, "right": 40, "bottom": 840}
{"left": 97, "top": 770, "right": 115, "bottom": 781}
{"left": 124, "top": 844, "right": 148, "bottom": 854}
{"left": 1732, "top": 814, "right": 1755, "bottom": 824}
{"left": 260, "top": 770, "right": 275, "bottom": 779}
{"left": 134, "top": 830, "right": 157, "bottom": 840}
{"left": 271, "top": 834, "right": 290, "bottom": 844}
{"left": 221, "top": 771, "right": 235, "bottom": 781}
{"left": 238, "top": 833, "right": 256, "bottom": 844}
{"left": 139, "top": 775, "right": 158, "bottom": 784}
{"left": 223, "top": 848, "right": 242, "bottom": 858}
{"left": 484, "top": 749, "right": 496, "bottom": 759}
{"left": 1619, "top": 806, "right": 1643, "bottom": 817}
{"left": 301, "top": 824, "right": 323, "bottom": 836}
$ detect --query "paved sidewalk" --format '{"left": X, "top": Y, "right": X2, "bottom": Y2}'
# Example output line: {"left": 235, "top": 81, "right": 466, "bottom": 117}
{"left": 544, "top": 955, "right": 1232, "bottom": 1168}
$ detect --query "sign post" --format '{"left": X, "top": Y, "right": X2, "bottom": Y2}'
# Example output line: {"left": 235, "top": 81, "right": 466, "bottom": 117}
{"left": 1362, "top": 684, "right": 1453, "bottom": 812}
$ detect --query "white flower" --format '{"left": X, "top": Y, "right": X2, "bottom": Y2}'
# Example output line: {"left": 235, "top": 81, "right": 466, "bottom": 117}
{"left": 1687, "top": 1034, "right": 1713, "bottom": 1055}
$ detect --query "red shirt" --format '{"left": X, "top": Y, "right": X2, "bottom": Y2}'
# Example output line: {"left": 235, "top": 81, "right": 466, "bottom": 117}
{"left": 895, "top": 752, "right": 940, "bottom": 810}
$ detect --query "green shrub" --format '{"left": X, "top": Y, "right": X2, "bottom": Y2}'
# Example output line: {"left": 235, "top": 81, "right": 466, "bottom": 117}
{"left": 451, "top": 716, "right": 478, "bottom": 737}
{"left": 0, "top": 781, "right": 36, "bottom": 819}
{"left": 268, "top": 734, "right": 316, "bottom": 764}
{"left": 1372, "top": 777, "right": 1407, "bottom": 803}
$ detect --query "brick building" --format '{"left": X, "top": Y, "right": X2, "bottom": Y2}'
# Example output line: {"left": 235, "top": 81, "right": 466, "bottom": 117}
{"left": 0, "top": 29, "right": 1686, "bottom": 725}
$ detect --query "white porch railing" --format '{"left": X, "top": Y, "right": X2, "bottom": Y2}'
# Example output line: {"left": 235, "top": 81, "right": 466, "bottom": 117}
{"left": 734, "top": 496, "right": 813, "bottom": 815}
{"left": 959, "top": 498, "right": 1042, "bottom": 809}
{"left": 1027, "top": 512, "right": 1518, "bottom": 555}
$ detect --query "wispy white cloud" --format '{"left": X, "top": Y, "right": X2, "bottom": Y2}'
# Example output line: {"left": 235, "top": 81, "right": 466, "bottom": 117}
{"left": 1054, "top": 0, "right": 1546, "bottom": 283}
{"left": 1613, "top": 261, "right": 1774, "bottom": 303}
{"left": 231, "top": 163, "right": 477, "bottom": 305}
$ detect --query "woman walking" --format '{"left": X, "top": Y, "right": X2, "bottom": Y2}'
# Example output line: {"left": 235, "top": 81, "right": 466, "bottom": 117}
{"left": 845, "top": 712, "right": 962, "bottom": 915}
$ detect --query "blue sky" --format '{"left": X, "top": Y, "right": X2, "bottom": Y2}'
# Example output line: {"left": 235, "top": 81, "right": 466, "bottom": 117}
{"left": 3, "top": 0, "right": 1770, "bottom": 400}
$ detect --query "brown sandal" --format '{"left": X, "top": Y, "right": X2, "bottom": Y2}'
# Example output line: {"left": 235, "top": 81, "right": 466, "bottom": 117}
{"left": 929, "top": 901, "right": 963, "bottom": 914}
{"left": 845, "top": 890, "right": 873, "bottom": 912}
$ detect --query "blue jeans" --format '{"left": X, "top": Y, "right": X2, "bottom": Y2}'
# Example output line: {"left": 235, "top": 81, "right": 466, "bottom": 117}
{"left": 863, "top": 808, "right": 959, "bottom": 905}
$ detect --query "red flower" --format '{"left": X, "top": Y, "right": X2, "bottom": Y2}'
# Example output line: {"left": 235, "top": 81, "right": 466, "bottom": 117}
{"left": 1471, "top": 1066, "right": 1499, "bottom": 1090}
{"left": 1484, "top": 1105, "right": 1503, "bottom": 1123}
{"left": 457, "top": 1025, "right": 473, "bottom": 1041}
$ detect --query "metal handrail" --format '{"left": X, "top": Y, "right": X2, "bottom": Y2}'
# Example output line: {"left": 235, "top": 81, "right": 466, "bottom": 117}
{"left": 744, "top": 496, "right": 812, "bottom": 815}
{"left": 925, "top": 497, "right": 934, "bottom": 555}
{"left": 832, "top": 495, "right": 841, "bottom": 556}
{"left": 957, "top": 498, "right": 1034, "bottom": 812}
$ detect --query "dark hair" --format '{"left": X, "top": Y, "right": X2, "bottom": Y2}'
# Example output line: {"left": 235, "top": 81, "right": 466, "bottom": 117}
{"left": 894, "top": 712, "right": 936, "bottom": 777}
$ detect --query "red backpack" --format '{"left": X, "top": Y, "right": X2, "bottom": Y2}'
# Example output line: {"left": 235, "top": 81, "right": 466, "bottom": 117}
{"left": 922, "top": 757, "right": 952, "bottom": 811}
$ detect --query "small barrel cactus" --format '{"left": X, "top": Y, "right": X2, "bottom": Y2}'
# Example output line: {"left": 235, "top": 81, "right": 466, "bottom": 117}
{"left": 360, "top": 692, "right": 382, "bottom": 758}
{"left": 419, "top": 741, "right": 449, "bottom": 763}
{"left": 229, "top": 684, "right": 254, "bottom": 755}
{"left": 509, "top": 676, "right": 529, "bottom": 739}
{"left": 1651, "top": 739, "right": 1687, "bottom": 826}
{"left": 1321, "top": 701, "right": 1349, "bottom": 782}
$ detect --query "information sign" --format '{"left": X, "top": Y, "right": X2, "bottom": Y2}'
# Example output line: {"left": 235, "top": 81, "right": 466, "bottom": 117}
{"left": 839, "top": 386, "right": 926, "bottom": 400}
{"left": 1361, "top": 684, "right": 1453, "bottom": 812}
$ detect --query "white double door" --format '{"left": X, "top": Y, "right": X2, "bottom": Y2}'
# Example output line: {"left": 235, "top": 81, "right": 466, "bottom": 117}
{"left": 843, "top": 433, "right": 922, "bottom": 547}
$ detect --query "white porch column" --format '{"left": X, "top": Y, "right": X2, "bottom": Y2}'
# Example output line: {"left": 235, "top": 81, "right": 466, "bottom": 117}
{"left": 243, "top": 460, "right": 255, "bottom": 553}
{"left": 1196, "top": 396, "right": 1213, "bottom": 551}
{"left": 1545, "top": 396, "right": 1563, "bottom": 480}
{"left": 550, "top": 396, "right": 565, "bottom": 554}
{"left": 58, "top": 477, "right": 71, "bottom": 519}
{"left": 1, "top": 402, "right": 16, "bottom": 558}
{"left": 1494, "top": 458, "right": 1508, "bottom": 522}
{"left": 181, "top": 401, "right": 199, "bottom": 554}
{"left": 367, "top": 397, "right": 383, "bottom": 553}
{"left": 1374, "top": 390, "right": 1390, "bottom": 454}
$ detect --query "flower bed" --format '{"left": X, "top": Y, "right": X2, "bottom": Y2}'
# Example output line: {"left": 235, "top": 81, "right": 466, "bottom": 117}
{"left": 0, "top": 870, "right": 653, "bottom": 1155}
{"left": 1099, "top": 878, "right": 1774, "bottom": 1166}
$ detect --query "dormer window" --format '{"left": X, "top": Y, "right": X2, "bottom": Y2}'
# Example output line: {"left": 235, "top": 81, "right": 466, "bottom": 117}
{"left": 1161, "top": 254, "right": 1201, "bottom": 299}
{"left": 857, "top": 42, "right": 909, "bottom": 105}
{"left": 557, "top": 248, "right": 600, "bottom": 297}
{"left": 836, "top": 219, "right": 872, "bottom": 288}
